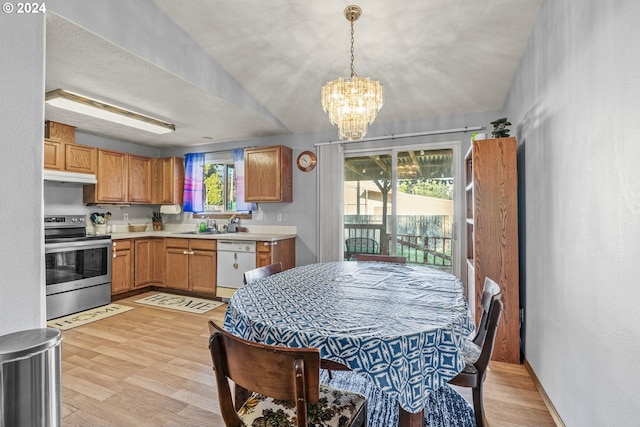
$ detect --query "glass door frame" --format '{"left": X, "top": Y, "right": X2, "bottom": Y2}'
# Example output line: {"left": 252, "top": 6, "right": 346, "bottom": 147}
{"left": 343, "top": 139, "right": 463, "bottom": 279}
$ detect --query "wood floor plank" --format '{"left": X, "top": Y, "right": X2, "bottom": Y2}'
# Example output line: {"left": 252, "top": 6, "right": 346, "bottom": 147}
{"left": 59, "top": 291, "right": 557, "bottom": 427}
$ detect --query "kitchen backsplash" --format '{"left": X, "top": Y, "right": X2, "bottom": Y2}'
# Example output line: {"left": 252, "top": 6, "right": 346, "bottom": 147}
{"left": 45, "top": 181, "right": 297, "bottom": 235}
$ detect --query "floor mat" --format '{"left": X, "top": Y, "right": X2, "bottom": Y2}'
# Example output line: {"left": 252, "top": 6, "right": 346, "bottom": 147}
{"left": 47, "top": 304, "right": 133, "bottom": 330}
{"left": 134, "top": 292, "right": 224, "bottom": 314}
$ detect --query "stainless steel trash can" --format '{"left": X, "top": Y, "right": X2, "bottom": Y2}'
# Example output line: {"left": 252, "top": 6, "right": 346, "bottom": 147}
{"left": 0, "top": 328, "right": 62, "bottom": 427}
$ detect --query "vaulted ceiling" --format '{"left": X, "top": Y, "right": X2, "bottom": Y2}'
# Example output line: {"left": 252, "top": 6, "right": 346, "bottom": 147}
{"left": 44, "top": 1, "right": 542, "bottom": 148}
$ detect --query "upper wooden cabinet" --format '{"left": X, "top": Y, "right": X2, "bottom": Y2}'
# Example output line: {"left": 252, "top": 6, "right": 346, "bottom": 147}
{"left": 45, "top": 120, "right": 75, "bottom": 143}
{"left": 465, "top": 136, "right": 519, "bottom": 364}
{"left": 152, "top": 157, "right": 184, "bottom": 205}
{"left": 128, "top": 155, "right": 153, "bottom": 204}
{"left": 44, "top": 139, "right": 96, "bottom": 174}
{"left": 245, "top": 145, "right": 292, "bottom": 202}
{"left": 84, "top": 149, "right": 128, "bottom": 203}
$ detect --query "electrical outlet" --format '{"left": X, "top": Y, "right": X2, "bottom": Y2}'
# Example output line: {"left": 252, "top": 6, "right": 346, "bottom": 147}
{"left": 283, "top": 214, "right": 288, "bottom": 222}
{"left": 123, "top": 213, "right": 129, "bottom": 221}
{"left": 276, "top": 213, "right": 282, "bottom": 222}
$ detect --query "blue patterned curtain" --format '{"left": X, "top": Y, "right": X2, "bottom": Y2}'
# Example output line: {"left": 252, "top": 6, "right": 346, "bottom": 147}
{"left": 233, "top": 148, "right": 257, "bottom": 212}
{"left": 183, "top": 153, "right": 205, "bottom": 213}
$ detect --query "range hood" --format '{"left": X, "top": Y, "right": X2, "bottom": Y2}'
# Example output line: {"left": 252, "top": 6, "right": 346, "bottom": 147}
{"left": 43, "top": 170, "right": 97, "bottom": 184}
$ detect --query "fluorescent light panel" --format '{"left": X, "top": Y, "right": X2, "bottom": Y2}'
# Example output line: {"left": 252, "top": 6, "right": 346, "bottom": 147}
{"left": 45, "top": 89, "right": 175, "bottom": 134}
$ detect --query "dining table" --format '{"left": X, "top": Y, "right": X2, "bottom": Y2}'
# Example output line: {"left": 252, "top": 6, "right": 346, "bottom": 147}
{"left": 223, "top": 261, "right": 475, "bottom": 427}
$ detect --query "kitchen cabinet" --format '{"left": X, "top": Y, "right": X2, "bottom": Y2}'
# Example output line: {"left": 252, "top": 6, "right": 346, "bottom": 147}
{"left": 245, "top": 145, "right": 292, "bottom": 202}
{"left": 84, "top": 149, "right": 128, "bottom": 203}
{"left": 44, "top": 139, "right": 64, "bottom": 170}
{"left": 134, "top": 238, "right": 164, "bottom": 288}
{"left": 256, "top": 238, "right": 296, "bottom": 271}
{"left": 152, "top": 157, "right": 184, "bottom": 205}
{"left": 465, "top": 136, "right": 520, "bottom": 364}
{"left": 45, "top": 120, "right": 75, "bottom": 143}
{"left": 84, "top": 150, "right": 181, "bottom": 205}
{"left": 165, "top": 238, "right": 217, "bottom": 294}
{"left": 111, "top": 239, "right": 133, "bottom": 294}
{"left": 44, "top": 139, "right": 96, "bottom": 174}
{"left": 128, "top": 155, "right": 152, "bottom": 203}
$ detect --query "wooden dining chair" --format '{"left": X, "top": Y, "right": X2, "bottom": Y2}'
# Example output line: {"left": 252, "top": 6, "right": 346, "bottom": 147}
{"left": 448, "top": 277, "right": 504, "bottom": 427}
{"left": 356, "top": 254, "right": 407, "bottom": 264}
{"left": 242, "top": 262, "right": 282, "bottom": 285}
{"left": 207, "top": 321, "right": 367, "bottom": 427}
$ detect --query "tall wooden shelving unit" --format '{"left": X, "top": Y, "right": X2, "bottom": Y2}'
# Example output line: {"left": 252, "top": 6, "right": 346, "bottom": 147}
{"left": 465, "top": 136, "right": 520, "bottom": 364}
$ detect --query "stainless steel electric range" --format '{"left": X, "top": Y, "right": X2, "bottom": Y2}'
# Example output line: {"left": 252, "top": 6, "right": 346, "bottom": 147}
{"left": 44, "top": 215, "right": 112, "bottom": 320}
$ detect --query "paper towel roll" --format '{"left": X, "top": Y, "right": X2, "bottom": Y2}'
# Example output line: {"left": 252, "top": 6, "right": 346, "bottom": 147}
{"left": 160, "top": 204, "right": 182, "bottom": 214}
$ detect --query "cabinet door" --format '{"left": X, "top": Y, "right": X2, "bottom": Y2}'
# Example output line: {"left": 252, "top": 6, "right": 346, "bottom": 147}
{"left": 65, "top": 143, "right": 96, "bottom": 174}
{"left": 151, "top": 238, "right": 165, "bottom": 285}
{"left": 152, "top": 157, "right": 184, "bottom": 205}
{"left": 245, "top": 145, "right": 292, "bottom": 202}
{"left": 44, "top": 139, "right": 64, "bottom": 170}
{"left": 165, "top": 239, "right": 190, "bottom": 290}
{"left": 134, "top": 239, "right": 152, "bottom": 288}
{"left": 128, "top": 155, "right": 152, "bottom": 203}
{"left": 190, "top": 249, "right": 217, "bottom": 294}
{"left": 96, "top": 149, "right": 128, "bottom": 202}
{"left": 112, "top": 240, "right": 133, "bottom": 294}
{"left": 256, "top": 242, "right": 272, "bottom": 267}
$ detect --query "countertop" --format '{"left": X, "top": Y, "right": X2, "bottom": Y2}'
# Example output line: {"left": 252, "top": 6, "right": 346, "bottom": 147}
{"left": 107, "top": 230, "right": 296, "bottom": 242}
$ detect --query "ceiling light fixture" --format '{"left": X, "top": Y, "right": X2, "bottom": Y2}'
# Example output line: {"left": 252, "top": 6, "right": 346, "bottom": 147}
{"left": 322, "top": 5, "right": 383, "bottom": 141}
{"left": 45, "top": 89, "right": 176, "bottom": 134}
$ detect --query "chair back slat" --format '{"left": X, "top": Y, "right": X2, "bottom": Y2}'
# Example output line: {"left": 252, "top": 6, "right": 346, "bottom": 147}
{"left": 356, "top": 254, "right": 407, "bottom": 263}
{"left": 474, "top": 296, "right": 504, "bottom": 376}
{"left": 243, "top": 262, "right": 283, "bottom": 285}
{"left": 472, "top": 277, "right": 502, "bottom": 347}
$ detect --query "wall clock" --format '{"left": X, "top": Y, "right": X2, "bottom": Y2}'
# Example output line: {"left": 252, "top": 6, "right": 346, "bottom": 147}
{"left": 296, "top": 151, "right": 317, "bottom": 172}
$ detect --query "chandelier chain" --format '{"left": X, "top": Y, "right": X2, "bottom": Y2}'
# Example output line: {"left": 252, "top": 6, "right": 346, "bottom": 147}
{"left": 350, "top": 13, "right": 356, "bottom": 78}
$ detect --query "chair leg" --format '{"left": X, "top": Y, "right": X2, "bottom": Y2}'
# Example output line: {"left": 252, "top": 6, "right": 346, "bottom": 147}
{"left": 472, "top": 383, "right": 487, "bottom": 427}
{"left": 328, "top": 370, "right": 333, "bottom": 380}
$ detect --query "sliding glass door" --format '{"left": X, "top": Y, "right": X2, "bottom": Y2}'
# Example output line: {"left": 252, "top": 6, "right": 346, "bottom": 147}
{"left": 344, "top": 144, "right": 457, "bottom": 273}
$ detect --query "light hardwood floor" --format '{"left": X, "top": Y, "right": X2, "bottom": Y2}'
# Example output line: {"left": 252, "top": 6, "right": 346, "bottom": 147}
{"left": 60, "top": 291, "right": 556, "bottom": 426}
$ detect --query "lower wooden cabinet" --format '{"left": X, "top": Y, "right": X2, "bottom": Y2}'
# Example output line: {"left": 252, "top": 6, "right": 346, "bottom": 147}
{"left": 115, "top": 237, "right": 295, "bottom": 297}
{"left": 112, "top": 239, "right": 133, "bottom": 294}
{"left": 165, "top": 238, "right": 217, "bottom": 294}
{"left": 256, "top": 238, "right": 295, "bottom": 271}
{"left": 134, "top": 238, "right": 164, "bottom": 289}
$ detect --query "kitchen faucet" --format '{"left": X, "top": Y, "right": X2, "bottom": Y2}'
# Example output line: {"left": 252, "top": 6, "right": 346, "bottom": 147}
{"left": 206, "top": 218, "right": 218, "bottom": 232}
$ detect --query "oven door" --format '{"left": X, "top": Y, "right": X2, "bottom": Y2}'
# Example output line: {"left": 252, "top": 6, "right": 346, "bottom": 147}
{"left": 45, "top": 239, "right": 112, "bottom": 296}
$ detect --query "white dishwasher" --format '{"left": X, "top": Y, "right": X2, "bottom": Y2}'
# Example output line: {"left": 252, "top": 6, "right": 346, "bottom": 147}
{"left": 216, "top": 240, "right": 256, "bottom": 299}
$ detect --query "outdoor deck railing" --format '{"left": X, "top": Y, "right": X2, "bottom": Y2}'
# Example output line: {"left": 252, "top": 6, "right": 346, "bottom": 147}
{"left": 344, "top": 224, "right": 452, "bottom": 271}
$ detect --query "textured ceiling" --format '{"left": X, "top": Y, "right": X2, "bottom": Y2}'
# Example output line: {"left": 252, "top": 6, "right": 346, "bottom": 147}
{"left": 44, "top": 1, "right": 542, "bottom": 147}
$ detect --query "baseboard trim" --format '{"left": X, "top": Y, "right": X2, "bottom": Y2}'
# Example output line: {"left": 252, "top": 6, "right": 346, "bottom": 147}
{"left": 523, "top": 359, "right": 565, "bottom": 427}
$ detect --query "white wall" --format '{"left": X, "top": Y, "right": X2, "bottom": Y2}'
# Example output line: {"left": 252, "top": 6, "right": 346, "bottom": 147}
{"left": 0, "top": 14, "right": 46, "bottom": 335}
{"left": 504, "top": 1, "right": 640, "bottom": 425}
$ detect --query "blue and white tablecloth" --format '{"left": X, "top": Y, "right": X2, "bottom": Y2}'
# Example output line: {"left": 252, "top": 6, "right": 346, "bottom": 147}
{"left": 224, "top": 261, "right": 474, "bottom": 414}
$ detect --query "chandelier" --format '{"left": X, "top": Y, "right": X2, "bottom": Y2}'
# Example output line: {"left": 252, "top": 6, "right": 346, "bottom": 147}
{"left": 321, "top": 5, "right": 383, "bottom": 141}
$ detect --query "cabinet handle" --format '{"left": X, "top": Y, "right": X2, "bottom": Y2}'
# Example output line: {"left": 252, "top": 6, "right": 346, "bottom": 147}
{"left": 183, "top": 250, "right": 188, "bottom": 255}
